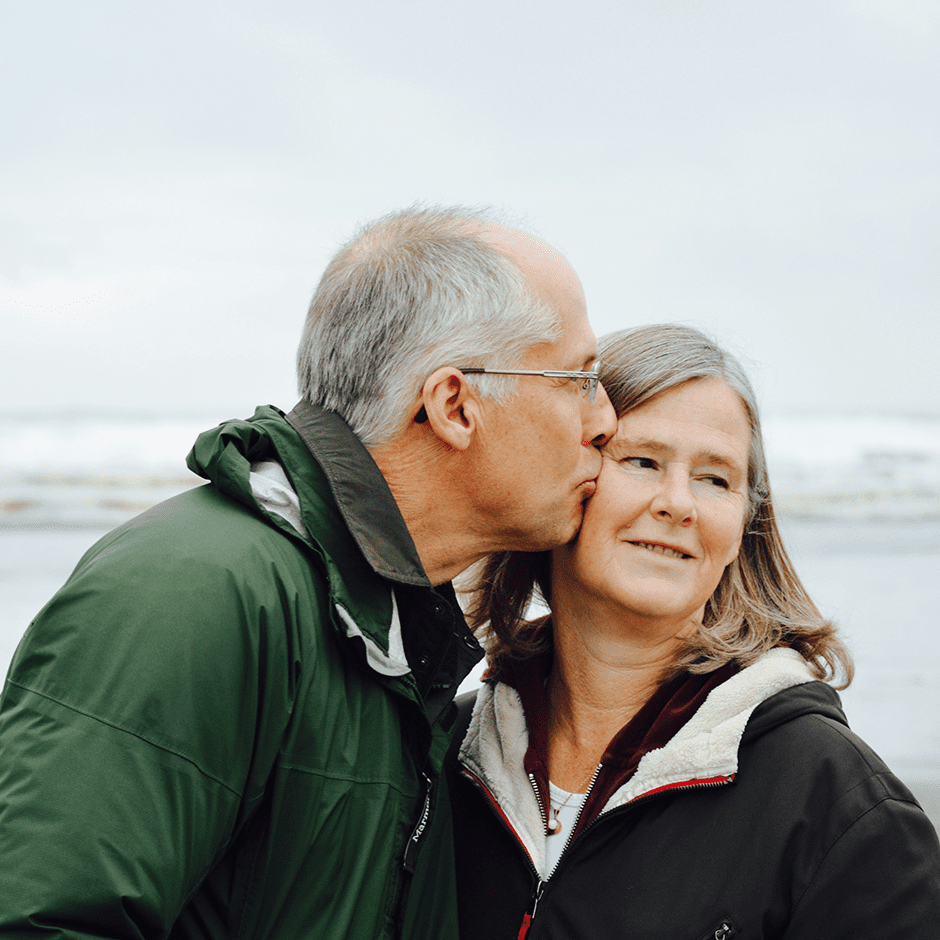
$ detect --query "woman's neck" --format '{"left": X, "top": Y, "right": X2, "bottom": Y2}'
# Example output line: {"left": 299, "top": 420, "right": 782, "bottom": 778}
{"left": 545, "top": 598, "right": 688, "bottom": 792}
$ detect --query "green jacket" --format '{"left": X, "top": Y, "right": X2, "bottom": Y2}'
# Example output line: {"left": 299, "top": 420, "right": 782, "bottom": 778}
{"left": 0, "top": 402, "right": 482, "bottom": 939}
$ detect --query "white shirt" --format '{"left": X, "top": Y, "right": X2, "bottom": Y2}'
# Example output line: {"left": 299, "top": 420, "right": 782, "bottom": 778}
{"left": 544, "top": 780, "right": 589, "bottom": 877}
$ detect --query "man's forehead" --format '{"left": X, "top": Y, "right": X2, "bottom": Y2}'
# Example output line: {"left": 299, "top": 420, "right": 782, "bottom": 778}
{"left": 476, "top": 224, "right": 580, "bottom": 292}
{"left": 476, "top": 222, "right": 559, "bottom": 257}
{"left": 475, "top": 222, "right": 595, "bottom": 367}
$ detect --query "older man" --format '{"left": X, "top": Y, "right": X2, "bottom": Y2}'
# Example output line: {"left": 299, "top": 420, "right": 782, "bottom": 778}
{"left": 0, "top": 207, "right": 615, "bottom": 939}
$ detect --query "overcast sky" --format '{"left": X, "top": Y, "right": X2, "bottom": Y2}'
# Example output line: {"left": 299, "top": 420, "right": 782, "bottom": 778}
{"left": 2, "top": 0, "right": 938, "bottom": 421}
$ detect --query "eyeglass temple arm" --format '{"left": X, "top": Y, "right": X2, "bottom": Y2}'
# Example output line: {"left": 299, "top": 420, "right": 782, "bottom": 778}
{"left": 460, "top": 368, "right": 596, "bottom": 378}
{"left": 415, "top": 366, "right": 599, "bottom": 423}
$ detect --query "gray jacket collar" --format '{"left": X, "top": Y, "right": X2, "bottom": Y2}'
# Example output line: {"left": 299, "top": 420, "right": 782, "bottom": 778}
{"left": 286, "top": 399, "right": 431, "bottom": 589}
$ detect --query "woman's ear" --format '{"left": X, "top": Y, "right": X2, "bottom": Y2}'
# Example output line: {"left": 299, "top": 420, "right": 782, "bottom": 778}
{"left": 416, "top": 367, "right": 479, "bottom": 451}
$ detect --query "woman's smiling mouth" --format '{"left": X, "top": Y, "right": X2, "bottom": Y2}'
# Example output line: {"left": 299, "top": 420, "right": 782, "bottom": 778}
{"left": 629, "top": 540, "right": 692, "bottom": 560}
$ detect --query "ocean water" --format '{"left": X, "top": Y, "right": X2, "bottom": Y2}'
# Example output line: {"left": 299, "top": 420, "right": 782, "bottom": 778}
{"left": 1, "top": 412, "right": 939, "bottom": 827}
{"left": 2, "top": 411, "right": 938, "bottom": 528}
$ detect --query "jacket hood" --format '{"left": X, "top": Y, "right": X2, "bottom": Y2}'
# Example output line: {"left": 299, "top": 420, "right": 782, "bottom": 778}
{"left": 742, "top": 674, "right": 846, "bottom": 742}
{"left": 186, "top": 406, "right": 406, "bottom": 678}
{"left": 187, "top": 407, "right": 284, "bottom": 510}
{"left": 460, "top": 648, "right": 829, "bottom": 877}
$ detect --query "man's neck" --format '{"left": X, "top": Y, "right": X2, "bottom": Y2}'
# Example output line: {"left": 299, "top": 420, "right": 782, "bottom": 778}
{"left": 367, "top": 440, "right": 489, "bottom": 586}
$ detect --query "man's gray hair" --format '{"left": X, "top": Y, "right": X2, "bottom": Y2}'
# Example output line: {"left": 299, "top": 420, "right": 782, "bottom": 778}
{"left": 297, "top": 206, "right": 561, "bottom": 446}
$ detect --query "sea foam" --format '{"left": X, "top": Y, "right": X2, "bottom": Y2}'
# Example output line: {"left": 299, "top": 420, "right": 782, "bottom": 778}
{"left": 1, "top": 411, "right": 938, "bottom": 526}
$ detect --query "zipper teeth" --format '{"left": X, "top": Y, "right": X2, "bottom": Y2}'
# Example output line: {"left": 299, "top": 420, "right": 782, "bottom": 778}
{"left": 568, "top": 775, "right": 734, "bottom": 850}
{"left": 527, "top": 772, "right": 549, "bottom": 831}
{"left": 556, "top": 763, "right": 602, "bottom": 861}
{"left": 627, "top": 775, "right": 731, "bottom": 806}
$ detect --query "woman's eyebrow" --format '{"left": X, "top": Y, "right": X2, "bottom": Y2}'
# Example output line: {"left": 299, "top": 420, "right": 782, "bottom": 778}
{"left": 697, "top": 451, "right": 744, "bottom": 471}
{"left": 605, "top": 438, "right": 669, "bottom": 454}
{"left": 602, "top": 438, "right": 668, "bottom": 460}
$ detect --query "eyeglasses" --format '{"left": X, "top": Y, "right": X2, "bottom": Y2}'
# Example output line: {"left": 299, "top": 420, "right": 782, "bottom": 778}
{"left": 413, "top": 361, "right": 602, "bottom": 423}
{"left": 457, "top": 361, "right": 602, "bottom": 403}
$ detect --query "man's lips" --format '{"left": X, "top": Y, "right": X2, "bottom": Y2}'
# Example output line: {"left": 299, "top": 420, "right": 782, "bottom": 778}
{"left": 628, "top": 540, "right": 693, "bottom": 560}
{"left": 578, "top": 479, "right": 598, "bottom": 498}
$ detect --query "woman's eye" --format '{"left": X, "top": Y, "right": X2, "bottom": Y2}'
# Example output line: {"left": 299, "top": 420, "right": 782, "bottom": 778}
{"left": 705, "top": 475, "right": 729, "bottom": 489}
{"left": 622, "top": 457, "right": 658, "bottom": 470}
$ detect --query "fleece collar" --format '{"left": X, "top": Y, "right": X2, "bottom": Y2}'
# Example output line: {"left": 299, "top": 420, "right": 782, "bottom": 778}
{"left": 458, "top": 648, "right": 816, "bottom": 877}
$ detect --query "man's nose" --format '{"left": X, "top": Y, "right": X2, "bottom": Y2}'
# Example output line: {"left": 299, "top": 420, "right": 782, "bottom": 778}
{"left": 583, "top": 382, "right": 617, "bottom": 447}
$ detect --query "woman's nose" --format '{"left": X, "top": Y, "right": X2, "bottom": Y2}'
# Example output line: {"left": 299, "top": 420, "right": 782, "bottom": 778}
{"left": 649, "top": 468, "right": 695, "bottom": 524}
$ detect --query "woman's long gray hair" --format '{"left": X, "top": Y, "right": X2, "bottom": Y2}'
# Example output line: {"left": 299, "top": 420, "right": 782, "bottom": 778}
{"left": 466, "top": 323, "right": 853, "bottom": 688}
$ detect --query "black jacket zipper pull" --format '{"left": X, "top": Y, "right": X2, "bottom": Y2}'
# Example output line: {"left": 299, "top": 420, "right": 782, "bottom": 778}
{"left": 403, "top": 772, "right": 433, "bottom": 873}
{"left": 697, "top": 917, "right": 738, "bottom": 940}
{"left": 517, "top": 880, "right": 545, "bottom": 939}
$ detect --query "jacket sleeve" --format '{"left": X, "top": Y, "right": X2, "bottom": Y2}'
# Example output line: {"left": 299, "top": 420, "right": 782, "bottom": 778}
{"left": 0, "top": 513, "right": 302, "bottom": 937}
{"left": 785, "top": 785, "right": 940, "bottom": 938}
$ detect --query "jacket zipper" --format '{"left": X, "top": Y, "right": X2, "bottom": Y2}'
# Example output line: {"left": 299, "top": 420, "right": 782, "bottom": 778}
{"left": 402, "top": 772, "right": 433, "bottom": 874}
{"left": 519, "top": 765, "right": 601, "bottom": 937}
{"left": 530, "top": 764, "right": 603, "bottom": 865}
{"left": 393, "top": 771, "right": 435, "bottom": 936}
{"left": 461, "top": 766, "right": 545, "bottom": 938}
{"left": 468, "top": 764, "right": 733, "bottom": 938}
{"left": 466, "top": 765, "right": 606, "bottom": 939}
{"left": 516, "top": 880, "right": 544, "bottom": 940}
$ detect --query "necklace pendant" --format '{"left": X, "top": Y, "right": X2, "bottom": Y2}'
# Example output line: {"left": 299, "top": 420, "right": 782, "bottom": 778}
{"left": 547, "top": 814, "right": 562, "bottom": 835}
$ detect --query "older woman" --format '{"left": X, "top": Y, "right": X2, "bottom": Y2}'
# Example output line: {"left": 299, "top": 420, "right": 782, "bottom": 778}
{"left": 450, "top": 324, "right": 940, "bottom": 939}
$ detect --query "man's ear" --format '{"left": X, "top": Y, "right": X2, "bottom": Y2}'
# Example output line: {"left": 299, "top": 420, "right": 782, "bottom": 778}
{"left": 416, "top": 368, "right": 479, "bottom": 451}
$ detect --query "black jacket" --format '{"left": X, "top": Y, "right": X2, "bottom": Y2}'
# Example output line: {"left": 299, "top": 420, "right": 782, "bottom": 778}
{"left": 449, "top": 650, "right": 940, "bottom": 939}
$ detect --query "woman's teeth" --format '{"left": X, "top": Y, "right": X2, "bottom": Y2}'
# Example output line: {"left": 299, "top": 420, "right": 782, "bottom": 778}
{"left": 634, "top": 542, "right": 687, "bottom": 559}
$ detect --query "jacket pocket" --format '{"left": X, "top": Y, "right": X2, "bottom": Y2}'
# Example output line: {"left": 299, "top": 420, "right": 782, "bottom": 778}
{"left": 697, "top": 917, "right": 738, "bottom": 940}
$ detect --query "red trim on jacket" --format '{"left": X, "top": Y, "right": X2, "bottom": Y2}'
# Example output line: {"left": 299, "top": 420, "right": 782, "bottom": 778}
{"left": 628, "top": 773, "right": 736, "bottom": 802}
{"left": 459, "top": 765, "right": 537, "bottom": 870}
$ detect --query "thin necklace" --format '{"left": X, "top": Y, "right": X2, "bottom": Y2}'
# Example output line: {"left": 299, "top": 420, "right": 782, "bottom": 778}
{"left": 547, "top": 771, "right": 594, "bottom": 836}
